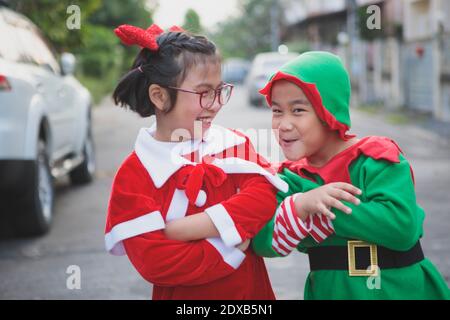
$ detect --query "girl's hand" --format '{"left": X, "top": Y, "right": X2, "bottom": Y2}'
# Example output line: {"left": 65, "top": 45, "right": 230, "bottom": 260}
{"left": 294, "top": 182, "right": 362, "bottom": 220}
{"left": 236, "top": 238, "right": 251, "bottom": 252}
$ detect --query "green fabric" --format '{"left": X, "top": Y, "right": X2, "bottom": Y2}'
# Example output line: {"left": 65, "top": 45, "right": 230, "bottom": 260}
{"left": 275, "top": 51, "right": 351, "bottom": 127}
{"left": 253, "top": 154, "right": 450, "bottom": 299}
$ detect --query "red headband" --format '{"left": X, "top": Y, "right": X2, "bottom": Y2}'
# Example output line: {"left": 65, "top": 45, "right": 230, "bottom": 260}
{"left": 114, "top": 24, "right": 185, "bottom": 51}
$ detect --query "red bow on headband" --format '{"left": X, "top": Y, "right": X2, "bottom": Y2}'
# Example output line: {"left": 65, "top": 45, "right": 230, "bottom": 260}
{"left": 114, "top": 24, "right": 185, "bottom": 51}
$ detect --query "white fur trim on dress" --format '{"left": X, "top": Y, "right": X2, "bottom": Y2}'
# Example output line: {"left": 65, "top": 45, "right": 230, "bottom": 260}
{"left": 105, "top": 211, "right": 165, "bottom": 256}
{"left": 212, "top": 157, "right": 289, "bottom": 193}
{"left": 134, "top": 124, "right": 246, "bottom": 188}
{"left": 205, "top": 203, "right": 243, "bottom": 247}
{"left": 206, "top": 237, "right": 246, "bottom": 269}
{"left": 195, "top": 190, "right": 207, "bottom": 207}
{"left": 165, "top": 189, "right": 189, "bottom": 222}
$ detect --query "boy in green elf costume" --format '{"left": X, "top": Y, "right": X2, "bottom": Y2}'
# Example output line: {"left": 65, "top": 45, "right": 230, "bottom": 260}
{"left": 252, "top": 51, "right": 450, "bottom": 300}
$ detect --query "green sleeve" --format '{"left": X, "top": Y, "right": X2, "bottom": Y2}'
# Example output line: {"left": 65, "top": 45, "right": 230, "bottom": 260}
{"left": 332, "top": 155, "right": 425, "bottom": 251}
{"left": 251, "top": 214, "right": 282, "bottom": 257}
{"left": 252, "top": 169, "right": 321, "bottom": 257}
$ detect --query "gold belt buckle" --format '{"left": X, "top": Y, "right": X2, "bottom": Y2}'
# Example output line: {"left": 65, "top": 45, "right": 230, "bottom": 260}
{"left": 347, "top": 240, "right": 379, "bottom": 277}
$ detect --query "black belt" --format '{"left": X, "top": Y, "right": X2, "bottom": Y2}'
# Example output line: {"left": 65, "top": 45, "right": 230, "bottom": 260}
{"left": 308, "top": 241, "right": 424, "bottom": 276}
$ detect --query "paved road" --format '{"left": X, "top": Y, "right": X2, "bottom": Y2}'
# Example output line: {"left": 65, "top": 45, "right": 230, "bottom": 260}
{"left": 0, "top": 86, "right": 449, "bottom": 299}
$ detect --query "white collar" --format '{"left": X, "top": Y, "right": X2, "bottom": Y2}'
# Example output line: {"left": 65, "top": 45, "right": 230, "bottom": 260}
{"left": 134, "top": 123, "right": 246, "bottom": 188}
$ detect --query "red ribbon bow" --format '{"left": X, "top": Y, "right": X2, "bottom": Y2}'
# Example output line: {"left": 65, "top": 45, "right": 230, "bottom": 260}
{"left": 114, "top": 23, "right": 185, "bottom": 51}
{"left": 176, "top": 163, "right": 227, "bottom": 206}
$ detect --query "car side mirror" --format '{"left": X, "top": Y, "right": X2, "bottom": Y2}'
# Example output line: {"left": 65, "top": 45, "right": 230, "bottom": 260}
{"left": 60, "top": 52, "right": 76, "bottom": 76}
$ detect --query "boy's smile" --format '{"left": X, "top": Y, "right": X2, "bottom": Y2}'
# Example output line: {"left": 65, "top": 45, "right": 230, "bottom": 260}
{"left": 270, "top": 80, "right": 331, "bottom": 162}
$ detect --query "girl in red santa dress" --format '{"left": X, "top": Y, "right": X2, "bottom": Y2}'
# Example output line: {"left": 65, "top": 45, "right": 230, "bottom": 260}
{"left": 104, "top": 23, "right": 290, "bottom": 300}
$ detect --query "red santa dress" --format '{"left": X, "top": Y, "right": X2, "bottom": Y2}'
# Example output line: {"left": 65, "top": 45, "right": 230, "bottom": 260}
{"left": 105, "top": 124, "right": 288, "bottom": 299}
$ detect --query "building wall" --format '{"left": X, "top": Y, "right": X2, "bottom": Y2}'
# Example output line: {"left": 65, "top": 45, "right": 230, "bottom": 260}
{"left": 282, "top": 0, "right": 450, "bottom": 121}
{"left": 403, "top": 0, "right": 449, "bottom": 120}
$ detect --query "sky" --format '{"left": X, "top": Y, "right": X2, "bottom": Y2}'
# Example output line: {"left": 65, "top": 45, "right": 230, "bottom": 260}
{"left": 150, "top": 0, "right": 240, "bottom": 31}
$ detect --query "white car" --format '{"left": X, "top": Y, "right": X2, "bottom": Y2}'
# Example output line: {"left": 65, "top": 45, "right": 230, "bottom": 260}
{"left": 246, "top": 52, "right": 299, "bottom": 106}
{"left": 0, "top": 6, "right": 95, "bottom": 236}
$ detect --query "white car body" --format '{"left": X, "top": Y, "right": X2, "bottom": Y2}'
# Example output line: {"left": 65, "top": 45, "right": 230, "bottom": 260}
{"left": 246, "top": 52, "right": 299, "bottom": 106}
{"left": 0, "top": 7, "right": 91, "bottom": 164}
{"left": 0, "top": 6, "right": 94, "bottom": 236}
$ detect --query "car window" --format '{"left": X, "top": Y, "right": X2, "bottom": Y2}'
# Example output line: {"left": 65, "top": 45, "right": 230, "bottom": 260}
{"left": 15, "top": 26, "right": 61, "bottom": 74}
{"left": 263, "top": 59, "right": 290, "bottom": 69}
{"left": 0, "top": 12, "right": 23, "bottom": 62}
{"left": 1, "top": 8, "right": 60, "bottom": 74}
{"left": 261, "top": 59, "right": 289, "bottom": 75}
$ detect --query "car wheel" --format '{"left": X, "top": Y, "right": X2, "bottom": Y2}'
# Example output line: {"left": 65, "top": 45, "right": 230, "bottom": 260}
{"left": 69, "top": 128, "right": 95, "bottom": 185}
{"left": 13, "top": 139, "right": 54, "bottom": 236}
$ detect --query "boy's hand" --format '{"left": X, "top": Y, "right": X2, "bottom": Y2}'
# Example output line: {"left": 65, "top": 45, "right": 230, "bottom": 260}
{"left": 236, "top": 238, "right": 251, "bottom": 252}
{"left": 294, "top": 182, "right": 362, "bottom": 220}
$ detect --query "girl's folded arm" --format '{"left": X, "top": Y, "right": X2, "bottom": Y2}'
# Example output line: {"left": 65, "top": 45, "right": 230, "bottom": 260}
{"left": 107, "top": 162, "right": 245, "bottom": 287}
{"left": 123, "top": 230, "right": 246, "bottom": 287}
{"left": 165, "top": 174, "right": 278, "bottom": 247}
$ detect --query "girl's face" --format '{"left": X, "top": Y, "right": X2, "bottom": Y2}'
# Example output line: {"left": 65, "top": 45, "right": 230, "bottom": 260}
{"left": 159, "top": 61, "right": 223, "bottom": 141}
{"left": 271, "top": 80, "right": 332, "bottom": 161}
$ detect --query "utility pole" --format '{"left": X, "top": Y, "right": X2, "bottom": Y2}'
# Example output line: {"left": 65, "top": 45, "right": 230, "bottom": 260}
{"left": 346, "top": 0, "right": 364, "bottom": 105}
{"left": 270, "top": 0, "right": 280, "bottom": 51}
{"left": 346, "top": 0, "right": 359, "bottom": 77}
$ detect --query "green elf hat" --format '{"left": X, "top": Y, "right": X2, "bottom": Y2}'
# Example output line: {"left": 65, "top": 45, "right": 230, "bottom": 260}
{"left": 259, "top": 51, "right": 354, "bottom": 140}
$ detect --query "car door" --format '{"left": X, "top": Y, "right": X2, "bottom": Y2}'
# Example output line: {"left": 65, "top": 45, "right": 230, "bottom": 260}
{"left": 15, "top": 24, "right": 74, "bottom": 160}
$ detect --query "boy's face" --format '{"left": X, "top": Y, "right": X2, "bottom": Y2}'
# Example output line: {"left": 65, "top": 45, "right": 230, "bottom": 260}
{"left": 162, "top": 61, "right": 223, "bottom": 140}
{"left": 271, "top": 80, "right": 331, "bottom": 161}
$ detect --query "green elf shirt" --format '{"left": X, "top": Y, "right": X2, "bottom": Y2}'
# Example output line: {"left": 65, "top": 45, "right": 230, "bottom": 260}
{"left": 252, "top": 136, "right": 450, "bottom": 300}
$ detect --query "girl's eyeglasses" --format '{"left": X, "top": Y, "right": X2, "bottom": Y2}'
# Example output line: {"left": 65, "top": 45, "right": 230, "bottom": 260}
{"left": 166, "top": 83, "right": 234, "bottom": 110}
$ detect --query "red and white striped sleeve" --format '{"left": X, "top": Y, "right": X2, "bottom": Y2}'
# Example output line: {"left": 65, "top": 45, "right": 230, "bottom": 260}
{"left": 271, "top": 194, "right": 336, "bottom": 255}
{"left": 308, "top": 212, "right": 335, "bottom": 243}
{"left": 271, "top": 194, "right": 309, "bottom": 256}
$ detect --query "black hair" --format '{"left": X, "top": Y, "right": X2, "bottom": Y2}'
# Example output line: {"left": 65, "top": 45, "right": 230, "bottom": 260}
{"left": 113, "top": 31, "right": 220, "bottom": 117}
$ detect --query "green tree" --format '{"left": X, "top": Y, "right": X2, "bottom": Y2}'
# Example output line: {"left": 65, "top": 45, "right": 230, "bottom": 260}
{"left": 210, "top": 0, "right": 276, "bottom": 59}
{"left": 8, "top": 0, "right": 155, "bottom": 103}
{"left": 89, "top": 0, "right": 155, "bottom": 72}
{"left": 89, "top": 0, "right": 152, "bottom": 29}
{"left": 8, "top": 0, "right": 101, "bottom": 52}
{"left": 182, "top": 8, "right": 202, "bottom": 34}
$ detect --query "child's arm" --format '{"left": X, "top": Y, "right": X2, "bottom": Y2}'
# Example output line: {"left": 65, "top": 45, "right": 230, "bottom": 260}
{"left": 252, "top": 182, "right": 360, "bottom": 257}
{"left": 292, "top": 182, "right": 361, "bottom": 219}
{"left": 328, "top": 155, "right": 424, "bottom": 251}
{"left": 164, "top": 180, "right": 360, "bottom": 242}
{"left": 107, "top": 161, "right": 248, "bottom": 287}
{"left": 123, "top": 230, "right": 248, "bottom": 287}
{"left": 164, "top": 173, "right": 278, "bottom": 246}
{"left": 253, "top": 195, "right": 312, "bottom": 257}
{"left": 165, "top": 135, "right": 280, "bottom": 245}
{"left": 164, "top": 210, "right": 220, "bottom": 240}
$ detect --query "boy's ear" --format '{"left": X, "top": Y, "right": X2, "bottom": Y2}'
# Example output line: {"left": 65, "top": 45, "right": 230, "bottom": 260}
{"left": 149, "top": 84, "right": 170, "bottom": 111}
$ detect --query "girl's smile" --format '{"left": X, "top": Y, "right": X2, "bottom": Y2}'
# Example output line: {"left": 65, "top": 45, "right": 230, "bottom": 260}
{"left": 195, "top": 116, "right": 214, "bottom": 130}
{"left": 153, "top": 61, "right": 223, "bottom": 141}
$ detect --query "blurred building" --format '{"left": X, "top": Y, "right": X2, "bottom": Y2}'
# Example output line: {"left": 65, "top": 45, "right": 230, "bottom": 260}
{"left": 281, "top": 0, "right": 450, "bottom": 122}
{"left": 403, "top": 0, "right": 450, "bottom": 121}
